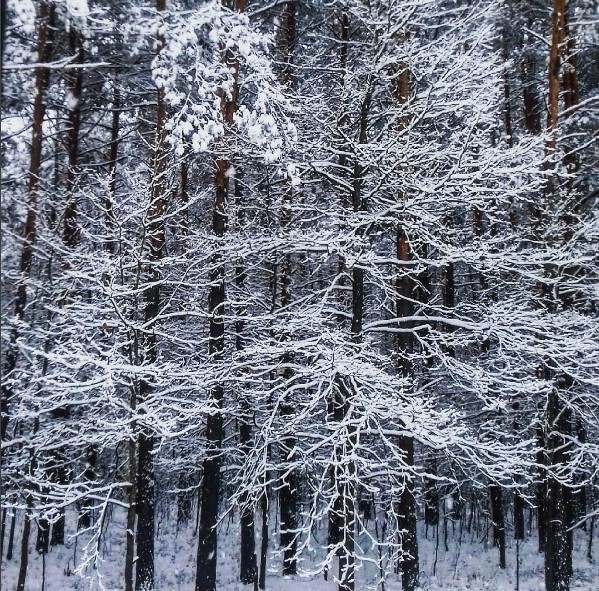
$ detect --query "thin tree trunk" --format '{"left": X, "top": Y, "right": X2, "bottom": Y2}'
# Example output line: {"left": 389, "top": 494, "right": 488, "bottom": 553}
{"left": 259, "top": 491, "right": 269, "bottom": 590}
{"left": 124, "top": 389, "right": 137, "bottom": 591}
{"left": 6, "top": 509, "right": 16, "bottom": 559}
{"left": 490, "top": 485, "right": 506, "bottom": 569}
{"left": 105, "top": 80, "right": 121, "bottom": 251}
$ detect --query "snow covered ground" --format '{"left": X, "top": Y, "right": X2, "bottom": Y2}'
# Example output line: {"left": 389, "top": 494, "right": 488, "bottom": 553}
{"left": 1, "top": 508, "right": 597, "bottom": 591}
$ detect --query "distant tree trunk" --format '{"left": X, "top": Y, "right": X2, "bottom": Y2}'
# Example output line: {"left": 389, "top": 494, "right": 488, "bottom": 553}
{"left": 1, "top": 0, "right": 7, "bottom": 64}
{"left": 259, "top": 491, "right": 269, "bottom": 590}
{"left": 6, "top": 509, "right": 17, "bottom": 560}
{"left": 334, "top": 55, "right": 374, "bottom": 591}
{"left": 1, "top": 0, "right": 54, "bottom": 442}
{"left": 16, "top": 505, "right": 32, "bottom": 591}
{"left": 424, "top": 458, "right": 439, "bottom": 528}
{"left": 490, "top": 485, "right": 506, "bottom": 569}
{"left": 196, "top": 5, "right": 243, "bottom": 590}
{"left": 124, "top": 390, "right": 137, "bottom": 591}
{"left": 44, "top": 22, "right": 85, "bottom": 548}
{"left": 77, "top": 446, "right": 97, "bottom": 531}
{"left": 105, "top": 80, "right": 121, "bottom": 252}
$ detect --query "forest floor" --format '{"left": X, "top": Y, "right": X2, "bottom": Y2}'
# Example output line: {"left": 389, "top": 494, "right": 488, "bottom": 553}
{"left": 1, "top": 507, "right": 597, "bottom": 591}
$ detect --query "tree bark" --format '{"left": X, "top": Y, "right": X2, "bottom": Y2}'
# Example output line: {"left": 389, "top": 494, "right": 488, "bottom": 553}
{"left": 134, "top": 2, "right": 169, "bottom": 588}
{"left": 196, "top": 5, "right": 243, "bottom": 590}
{"left": 394, "top": 40, "right": 420, "bottom": 591}
{"left": 1, "top": 0, "right": 54, "bottom": 441}
{"left": 490, "top": 485, "right": 507, "bottom": 569}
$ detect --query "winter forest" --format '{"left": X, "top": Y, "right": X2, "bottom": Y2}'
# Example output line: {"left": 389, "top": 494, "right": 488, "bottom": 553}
{"left": 1, "top": 0, "right": 599, "bottom": 590}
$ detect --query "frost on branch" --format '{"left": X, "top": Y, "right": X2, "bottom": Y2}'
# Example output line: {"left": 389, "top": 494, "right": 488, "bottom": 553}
{"left": 155, "top": 1, "right": 296, "bottom": 161}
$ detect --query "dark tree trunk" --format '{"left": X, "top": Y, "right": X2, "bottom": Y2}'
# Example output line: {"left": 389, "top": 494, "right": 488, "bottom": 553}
{"left": 236, "top": 167, "right": 256, "bottom": 585}
{"left": 77, "top": 446, "right": 97, "bottom": 531}
{"left": 394, "top": 52, "right": 420, "bottom": 591}
{"left": 1, "top": 0, "right": 54, "bottom": 442}
{"left": 545, "top": 391, "right": 571, "bottom": 591}
{"left": 6, "top": 510, "right": 16, "bottom": 559}
{"left": 398, "top": 436, "right": 419, "bottom": 591}
{"left": 124, "top": 400, "right": 137, "bottom": 591}
{"left": 490, "top": 485, "right": 506, "bottom": 569}
{"left": 62, "top": 26, "right": 83, "bottom": 248}
{"left": 259, "top": 492, "right": 269, "bottom": 590}
{"left": 279, "top": 400, "right": 299, "bottom": 576}
{"left": 136, "top": 427, "right": 155, "bottom": 590}
{"left": 16, "top": 508, "right": 32, "bottom": 591}
{"left": 424, "top": 458, "right": 439, "bottom": 527}
{"left": 105, "top": 81, "right": 120, "bottom": 251}
{"left": 196, "top": 4, "right": 243, "bottom": 580}
{"left": 514, "top": 491, "right": 525, "bottom": 541}
{"left": 36, "top": 519, "right": 49, "bottom": 555}
{"left": 133, "top": 1, "right": 168, "bottom": 586}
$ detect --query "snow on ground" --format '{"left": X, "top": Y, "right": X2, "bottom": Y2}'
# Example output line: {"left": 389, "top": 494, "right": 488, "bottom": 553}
{"left": 1, "top": 507, "right": 597, "bottom": 590}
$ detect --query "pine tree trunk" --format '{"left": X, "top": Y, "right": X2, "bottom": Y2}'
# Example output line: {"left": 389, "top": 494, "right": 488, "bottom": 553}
{"left": 133, "top": 2, "right": 168, "bottom": 587}
{"left": 235, "top": 167, "right": 257, "bottom": 585}
{"left": 543, "top": 3, "right": 573, "bottom": 590}
{"left": 1, "top": 0, "right": 54, "bottom": 441}
{"left": 196, "top": 5, "right": 243, "bottom": 587}
{"left": 394, "top": 44, "right": 420, "bottom": 591}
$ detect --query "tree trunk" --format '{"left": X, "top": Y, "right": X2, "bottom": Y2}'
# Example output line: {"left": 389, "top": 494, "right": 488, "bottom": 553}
{"left": 394, "top": 43, "right": 420, "bottom": 591}
{"left": 62, "top": 26, "right": 83, "bottom": 248}
{"left": 124, "top": 395, "right": 137, "bottom": 591}
{"left": 105, "top": 80, "right": 121, "bottom": 252}
{"left": 134, "top": 3, "right": 169, "bottom": 588}
{"left": 1, "top": 0, "right": 54, "bottom": 441}
{"left": 196, "top": 6, "right": 243, "bottom": 589}
{"left": 235, "top": 167, "right": 257, "bottom": 585}
{"left": 490, "top": 485, "right": 506, "bottom": 569}
{"left": 16, "top": 507, "right": 32, "bottom": 591}
{"left": 545, "top": 390, "right": 571, "bottom": 591}
{"left": 259, "top": 491, "right": 269, "bottom": 590}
